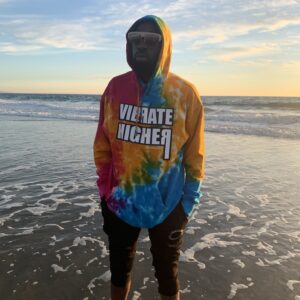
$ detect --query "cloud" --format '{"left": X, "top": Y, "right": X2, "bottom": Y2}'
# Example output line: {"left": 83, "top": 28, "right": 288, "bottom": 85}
{"left": 266, "top": 0, "right": 298, "bottom": 8}
{"left": 173, "top": 23, "right": 261, "bottom": 46}
{"left": 262, "top": 18, "right": 300, "bottom": 31}
{"left": 238, "top": 0, "right": 299, "bottom": 11}
{"left": 234, "top": 59, "right": 274, "bottom": 66}
{"left": 1, "top": 16, "right": 115, "bottom": 53}
{"left": 282, "top": 60, "right": 300, "bottom": 69}
{"left": 91, "top": 0, "right": 202, "bottom": 20}
{"left": 17, "top": 22, "right": 98, "bottom": 50}
{"left": 209, "top": 44, "right": 279, "bottom": 61}
{"left": 0, "top": 42, "right": 42, "bottom": 53}
{"left": 0, "top": 0, "right": 299, "bottom": 54}
{"left": 173, "top": 17, "right": 300, "bottom": 48}
{"left": 158, "top": 0, "right": 204, "bottom": 19}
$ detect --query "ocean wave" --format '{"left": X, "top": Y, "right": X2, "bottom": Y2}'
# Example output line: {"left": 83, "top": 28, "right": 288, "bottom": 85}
{"left": 0, "top": 93, "right": 99, "bottom": 103}
{"left": 205, "top": 122, "right": 300, "bottom": 139}
{"left": 0, "top": 111, "right": 97, "bottom": 122}
{"left": 1, "top": 93, "right": 300, "bottom": 139}
{"left": 203, "top": 96, "right": 300, "bottom": 111}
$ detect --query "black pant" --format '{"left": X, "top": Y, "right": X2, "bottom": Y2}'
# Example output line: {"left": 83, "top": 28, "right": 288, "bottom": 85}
{"left": 101, "top": 200, "right": 188, "bottom": 296}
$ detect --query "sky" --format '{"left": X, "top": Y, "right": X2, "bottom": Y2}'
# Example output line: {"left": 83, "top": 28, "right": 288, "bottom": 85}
{"left": 0, "top": 0, "right": 300, "bottom": 96}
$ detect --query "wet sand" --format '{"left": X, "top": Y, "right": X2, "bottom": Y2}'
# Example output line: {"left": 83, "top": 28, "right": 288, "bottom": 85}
{"left": 1, "top": 116, "right": 300, "bottom": 299}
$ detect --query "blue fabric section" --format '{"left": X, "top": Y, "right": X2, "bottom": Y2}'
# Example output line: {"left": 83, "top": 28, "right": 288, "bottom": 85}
{"left": 181, "top": 180, "right": 202, "bottom": 216}
{"left": 142, "top": 83, "right": 165, "bottom": 106}
{"left": 110, "top": 152, "right": 185, "bottom": 228}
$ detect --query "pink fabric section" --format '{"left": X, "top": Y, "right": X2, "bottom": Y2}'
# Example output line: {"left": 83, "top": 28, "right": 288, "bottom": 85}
{"left": 96, "top": 162, "right": 118, "bottom": 200}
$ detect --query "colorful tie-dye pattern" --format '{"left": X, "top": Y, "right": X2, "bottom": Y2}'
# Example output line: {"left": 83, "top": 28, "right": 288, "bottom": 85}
{"left": 94, "top": 15, "right": 205, "bottom": 228}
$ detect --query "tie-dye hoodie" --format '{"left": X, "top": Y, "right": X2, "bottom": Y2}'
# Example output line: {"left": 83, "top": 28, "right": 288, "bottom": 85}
{"left": 94, "top": 15, "right": 205, "bottom": 228}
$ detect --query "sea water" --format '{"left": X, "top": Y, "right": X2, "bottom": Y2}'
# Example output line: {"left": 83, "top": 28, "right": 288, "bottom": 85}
{"left": 0, "top": 93, "right": 300, "bottom": 299}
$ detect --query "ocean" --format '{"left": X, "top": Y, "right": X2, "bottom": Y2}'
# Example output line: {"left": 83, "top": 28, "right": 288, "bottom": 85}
{"left": 0, "top": 93, "right": 300, "bottom": 300}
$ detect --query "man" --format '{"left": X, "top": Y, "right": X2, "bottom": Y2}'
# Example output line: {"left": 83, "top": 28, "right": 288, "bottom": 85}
{"left": 94, "top": 15, "right": 204, "bottom": 300}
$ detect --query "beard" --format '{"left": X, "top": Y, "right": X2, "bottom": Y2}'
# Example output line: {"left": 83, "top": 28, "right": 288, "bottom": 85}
{"left": 131, "top": 57, "right": 157, "bottom": 81}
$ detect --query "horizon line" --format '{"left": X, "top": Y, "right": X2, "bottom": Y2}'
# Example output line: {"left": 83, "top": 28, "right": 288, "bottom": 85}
{"left": 0, "top": 91, "right": 299, "bottom": 98}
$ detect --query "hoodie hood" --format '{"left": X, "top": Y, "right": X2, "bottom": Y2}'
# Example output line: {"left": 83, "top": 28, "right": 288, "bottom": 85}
{"left": 126, "top": 15, "right": 172, "bottom": 84}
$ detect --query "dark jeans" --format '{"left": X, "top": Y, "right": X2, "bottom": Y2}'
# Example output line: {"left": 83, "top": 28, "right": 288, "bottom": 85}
{"left": 101, "top": 200, "right": 188, "bottom": 296}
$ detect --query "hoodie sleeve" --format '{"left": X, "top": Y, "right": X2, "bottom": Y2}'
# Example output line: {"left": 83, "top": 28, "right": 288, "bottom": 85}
{"left": 182, "top": 86, "right": 205, "bottom": 216}
{"left": 93, "top": 82, "right": 113, "bottom": 200}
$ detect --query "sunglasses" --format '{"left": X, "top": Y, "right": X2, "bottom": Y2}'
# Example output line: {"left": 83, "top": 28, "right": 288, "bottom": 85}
{"left": 127, "top": 32, "right": 162, "bottom": 46}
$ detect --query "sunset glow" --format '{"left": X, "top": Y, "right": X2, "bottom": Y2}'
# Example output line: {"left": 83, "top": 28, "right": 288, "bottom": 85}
{"left": 0, "top": 0, "right": 299, "bottom": 96}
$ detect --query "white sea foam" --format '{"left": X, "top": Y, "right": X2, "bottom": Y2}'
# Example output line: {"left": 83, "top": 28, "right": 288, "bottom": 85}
{"left": 227, "top": 283, "right": 248, "bottom": 299}
{"left": 70, "top": 236, "right": 108, "bottom": 258}
{"left": 99, "top": 270, "right": 111, "bottom": 282}
{"left": 86, "top": 257, "right": 98, "bottom": 266}
{"left": 227, "top": 204, "right": 246, "bottom": 218}
{"left": 231, "top": 226, "right": 245, "bottom": 233}
{"left": 194, "top": 218, "right": 207, "bottom": 225}
{"left": 207, "top": 212, "right": 224, "bottom": 220}
{"left": 180, "top": 231, "right": 242, "bottom": 269}
{"left": 180, "top": 286, "right": 191, "bottom": 294}
{"left": 49, "top": 235, "right": 57, "bottom": 246}
{"left": 132, "top": 291, "right": 142, "bottom": 300}
{"left": 232, "top": 259, "right": 245, "bottom": 268}
{"left": 206, "top": 200, "right": 217, "bottom": 206}
{"left": 44, "top": 224, "right": 64, "bottom": 230}
{"left": 0, "top": 202, "right": 24, "bottom": 209}
{"left": 16, "top": 228, "right": 34, "bottom": 235}
{"left": 289, "top": 231, "right": 300, "bottom": 242}
{"left": 87, "top": 270, "right": 111, "bottom": 294}
{"left": 264, "top": 251, "right": 298, "bottom": 265}
{"left": 234, "top": 186, "right": 245, "bottom": 197}
{"left": 73, "top": 237, "right": 87, "bottom": 246}
{"left": 179, "top": 252, "right": 205, "bottom": 268}
{"left": 26, "top": 204, "right": 60, "bottom": 216}
{"left": 287, "top": 280, "right": 300, "bottom": 291}
{"left": 140, "top": 236, "right": 150, "bottom": 242}
{"left": 0, "top": 194, "right": 15, "bottom": 203}
{"left": 185, "top": 226, "right": 201, "bottom": 234}
{"left": 0, "top": 209, "right": 26, "bottom": 226}
{"left": 39, "top": 181, "right": 63, "bottom": 194}
{"left": 242, "top": 251, "right": 256, "bottom": 256}
{"left": 255, "top": 194, "right": 270, "bottom": 206}
{"left": 256, "top": 241, "right": 277, "bottom": 255}
{"left": 79, "top": 203, "right": 101, "bottom": 218}
{"left": 256, "top": 258, "right": 268, "bottom": 267}
{"left": 257, "top": 220, "right": 277, "bottom": 236}
{"left": 0, "top": 164, "right": 37, "bottom": 176}
{"left": 51, "top": 263, "right": 72, "bottom": 273}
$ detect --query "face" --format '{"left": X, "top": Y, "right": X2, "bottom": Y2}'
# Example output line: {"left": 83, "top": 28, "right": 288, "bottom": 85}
{"left": 130, "top": 21, "right": 162, "bottom": 71}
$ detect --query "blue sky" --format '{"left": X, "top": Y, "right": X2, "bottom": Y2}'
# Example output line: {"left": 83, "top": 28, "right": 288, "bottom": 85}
{"left": 0, "top": 0, "right": 300, "bottom": 96}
